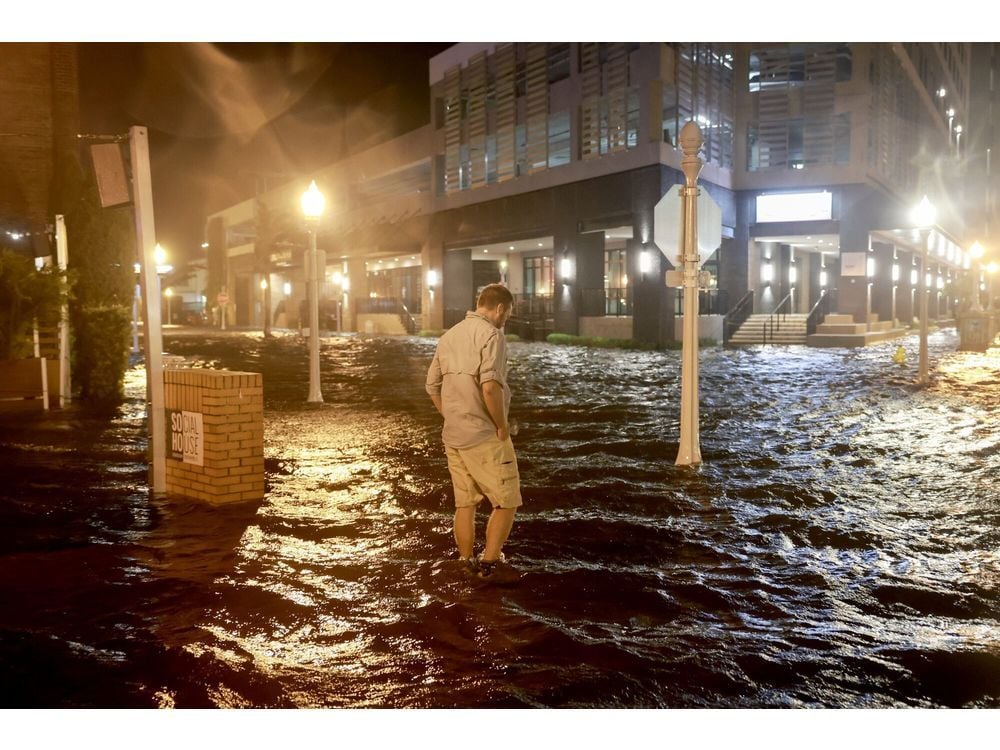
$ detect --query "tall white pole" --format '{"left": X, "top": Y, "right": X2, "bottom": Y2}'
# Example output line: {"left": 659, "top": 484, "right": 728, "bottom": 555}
{"left": 918, "top": 231, "right": 929, "bottom": 386}
{"left": 129, "top": 125, "right": 166, "bottom": 493}
{"left": 676, "top": 122, "right": 704, "bottom": 467}
{"left": 55, "top": 214, "right": 71, "bottom": 407}
{"left": 307, "top": 225, "right": 323, "bottom": 403}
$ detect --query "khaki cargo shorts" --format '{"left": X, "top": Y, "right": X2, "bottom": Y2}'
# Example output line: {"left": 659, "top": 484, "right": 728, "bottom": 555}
{"left": 445, "top": 436, "right": 522, "bottom": 509}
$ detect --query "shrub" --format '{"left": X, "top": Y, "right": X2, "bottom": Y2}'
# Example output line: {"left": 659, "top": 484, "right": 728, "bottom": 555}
{"left": 504, "top": 333, "right": 521, "bottom": 343}
{"left": 0, "top": 249, "right": 69, "bottom": 360}
{"left": 418, "top": 329, "right": 444, "bottom": 337}
{"left": 72, "top": 304, "right": 131, "bottom": 403}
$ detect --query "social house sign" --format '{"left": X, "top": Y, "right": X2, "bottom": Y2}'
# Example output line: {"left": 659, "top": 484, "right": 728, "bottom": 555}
{"left": 166, "top": 409, "right": 204, "bottom": 466}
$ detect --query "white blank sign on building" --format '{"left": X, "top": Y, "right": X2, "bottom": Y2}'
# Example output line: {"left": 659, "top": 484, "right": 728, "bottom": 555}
{"left": 756, "top": 191, "right": 832, "bottom": 223}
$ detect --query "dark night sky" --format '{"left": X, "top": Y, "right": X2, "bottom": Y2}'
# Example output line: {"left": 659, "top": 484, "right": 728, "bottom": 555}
{"left": 77, "top": 42, "right": 451, "bottom": 268}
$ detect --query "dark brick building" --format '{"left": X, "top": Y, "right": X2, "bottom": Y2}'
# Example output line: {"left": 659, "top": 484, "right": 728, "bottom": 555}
{"left": 0, "top": 42, "right": 80, "bottom": 256}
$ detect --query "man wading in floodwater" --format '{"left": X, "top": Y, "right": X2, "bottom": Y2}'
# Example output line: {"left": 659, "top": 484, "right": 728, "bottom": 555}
{"left": 426, "top": 283, "right": 521, "bottom": 579}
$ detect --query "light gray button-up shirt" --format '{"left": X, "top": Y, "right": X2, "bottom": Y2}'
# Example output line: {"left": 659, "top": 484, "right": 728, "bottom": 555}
{"left": 426, "top": 312, "right": 510, "bottom": 449}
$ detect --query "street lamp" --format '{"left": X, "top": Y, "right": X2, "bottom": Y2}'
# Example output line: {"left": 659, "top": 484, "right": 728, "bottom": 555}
{"left": 301, "top": 180, "right": 325, "bottom": 403}
{"left": 911, "top": 195, "right": 936, "bottom": 385}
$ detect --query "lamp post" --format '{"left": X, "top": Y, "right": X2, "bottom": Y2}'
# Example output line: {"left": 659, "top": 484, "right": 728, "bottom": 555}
{"left": 911, "top": 196, "right": 936, "bottom": 386}
{"left": 301, "top": 180, "right": 325, "bottom": 404}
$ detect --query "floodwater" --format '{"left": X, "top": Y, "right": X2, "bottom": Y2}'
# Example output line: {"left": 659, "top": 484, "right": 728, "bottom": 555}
{"left": 1, "top": 327, "right": 998, "bottom": 708}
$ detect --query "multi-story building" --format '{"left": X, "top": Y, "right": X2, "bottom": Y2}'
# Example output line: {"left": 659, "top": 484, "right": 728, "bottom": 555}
{"left": 0, "top": 43, "right": 80, "bottom": 258}
{"left": 206, "top": 42, "right": 977, "bottom": 344}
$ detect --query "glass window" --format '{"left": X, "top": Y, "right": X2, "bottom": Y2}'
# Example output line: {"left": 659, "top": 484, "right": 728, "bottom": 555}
{"left": 548, "top": 111, "right": 571, "bottom": 168}
{"left": 547, "top": 43, "right": 570, "bottom": 83}
{"left": 524, "top": 256, "right": 554, "bottom": 297}
{"left": 486, "top": 136, "right": 498, "bottom": 183}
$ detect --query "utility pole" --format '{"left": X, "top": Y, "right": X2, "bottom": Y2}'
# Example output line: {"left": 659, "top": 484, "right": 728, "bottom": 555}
{"left": 55, "top": 215, "right": 71, "bottom": 407}
{"left": 130, "top": 125, "right": 166, "bottom": 492}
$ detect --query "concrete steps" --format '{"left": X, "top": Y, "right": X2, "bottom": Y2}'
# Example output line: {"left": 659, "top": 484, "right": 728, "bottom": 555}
{"left": 728, "top": 314, "right": 809, "bottom": 345}
{"left": 807, "top": 312, "right": 907, "bottom": 348}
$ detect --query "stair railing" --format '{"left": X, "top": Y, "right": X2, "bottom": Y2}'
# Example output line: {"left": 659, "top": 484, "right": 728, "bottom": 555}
{"left": 764, "top": 292, "right": 793, "bottom": 345}
{"left": 723, "top": 290, "right": 754, "bottom": 347}
{"left": 806, "top": 288, "right": 837, "bottom": 336}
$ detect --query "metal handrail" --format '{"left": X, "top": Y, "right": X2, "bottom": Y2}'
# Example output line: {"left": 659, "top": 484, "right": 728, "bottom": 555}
{"left": 723, "top": 290, "right": 754, "bottom": 346}
{"left": 806, "top": 288, "right": 837, "bottom": 336}
{"left": 764, "top": 292, "right": 793, "bottom": 345}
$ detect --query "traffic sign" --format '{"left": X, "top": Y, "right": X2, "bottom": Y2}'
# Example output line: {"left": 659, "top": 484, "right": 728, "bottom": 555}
{"left": 651, "top": 185, "right": 722, "bottom": 266}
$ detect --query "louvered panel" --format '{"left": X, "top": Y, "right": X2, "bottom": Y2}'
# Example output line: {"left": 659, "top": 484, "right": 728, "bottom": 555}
{"left": 581, "top": 95, "right": 601, "bottom": 160}
{"left": 707, "top": 46, "right": 723, "bottom": 164}
{"left": 493, "top": 44, "right": 517, "bottom": 182}
{"left": 579, "top": 43, "right": 602, "bottom": 160}
{"left": 605, "top": 43, "right": 629, "bottom": 153}
{"left": 758, "top": 88, "right": 789, "bottom": 121}
{"left": 580, "top": 42, "right": 601, "bottom": 97}
{"left": 676, "top": 45, "right": 694, "bottom": 123}
{"left": 443, "top": 66, "right": 462, "bottom": 193}
{"left": 758, "top": 121, "right": 788, "bottom": 169}
{"left": 465, "top": 51, "right": 488, "bottom": 189}
{"left": 759, "top": 47, "right": 791, "bottom": 88}
{"left": 524, "top": 42, "right": 548, "bottom": 173}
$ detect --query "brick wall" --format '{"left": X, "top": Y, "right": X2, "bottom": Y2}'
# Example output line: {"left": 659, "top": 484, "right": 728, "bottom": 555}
{"left": 0, "top": 42, "right": 80, "bottom": 236}
{"left": 163, "top": 369, "right": 265, "bottom": 503}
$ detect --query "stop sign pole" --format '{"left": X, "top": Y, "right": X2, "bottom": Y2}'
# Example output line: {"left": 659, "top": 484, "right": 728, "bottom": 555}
{"left": 676, "top": 122, "right": 704, "bottom": 467}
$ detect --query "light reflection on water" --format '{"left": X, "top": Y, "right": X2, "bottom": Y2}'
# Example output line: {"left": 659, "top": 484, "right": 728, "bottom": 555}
{"left": 0, "top": 328, "right": 997, "bottom": 707}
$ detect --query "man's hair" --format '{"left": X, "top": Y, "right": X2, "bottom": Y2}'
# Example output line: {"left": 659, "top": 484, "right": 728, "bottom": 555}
{"left": 477, "top": 283, "right": 514, "bottom": 311}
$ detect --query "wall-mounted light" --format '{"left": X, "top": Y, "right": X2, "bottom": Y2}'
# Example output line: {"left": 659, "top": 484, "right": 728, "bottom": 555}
{"left": 866, "top": 257, "right": 875, "bottom": 278}
{"left": 788, "top": 266, "right": 798, "bottom": 284}
{"left": 936, "top": 276, "right": 944, "bottom": 290}
{"left": 892, "top": 264, "right": 900, "bottom": 282}
{"left": 762, "top": 262, "right": 773, "bottom": 284}
{"left": 925, "top": 273, "right": 933, "bottom": 287}
{"left": 342, "top": 277, "right": 350, "bottom": 293}
{"left": 331, "top": 271, "right": 343, "bottom": 286}
{"left": 819, "top": 271, "right": 828, "bottom": 288}
{"left": 910, "top": 269, "right": 918, "bottom": 286}
{"left": 560, "top": 256, "right": 572, "bottom": 281}
{"left": 639, "top": 251, "right": 652, "bottom": 275}
{"left": 260, "top": 279, "right": 268, "bottom": 291}
{"left": 427, "top": 269, "right": 439, "bottom": 288}
{"left": 283, "top": 282, "right": 292, "bottom": 296}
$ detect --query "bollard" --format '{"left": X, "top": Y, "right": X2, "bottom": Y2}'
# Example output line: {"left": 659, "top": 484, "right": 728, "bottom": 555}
{"left": 163, "top": 369, "right": 265, "bottom": 502}
{"left": 958, "top": 311, "right": 991, "bottom": 352}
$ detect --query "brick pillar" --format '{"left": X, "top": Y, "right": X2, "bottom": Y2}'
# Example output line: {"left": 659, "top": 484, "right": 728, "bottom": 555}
{"left": 164, "top": 369, "right": 264, "bottom": 503}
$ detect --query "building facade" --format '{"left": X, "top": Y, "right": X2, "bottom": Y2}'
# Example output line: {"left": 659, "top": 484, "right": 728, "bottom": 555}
{"left": 206, "top": 42, "right": 978, "bottom": 342}
{"left": 0, "top": 43, "right": 80, "bottom": 258}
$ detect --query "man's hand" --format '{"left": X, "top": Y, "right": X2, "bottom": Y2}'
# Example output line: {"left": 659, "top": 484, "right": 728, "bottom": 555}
{"left": 481, "top": 380, "right": 509, "bottom": 442}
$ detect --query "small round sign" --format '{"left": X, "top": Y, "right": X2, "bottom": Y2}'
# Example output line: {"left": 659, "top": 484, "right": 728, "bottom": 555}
{"left": 216, "top": 291, "right": 230, "bottom": 306}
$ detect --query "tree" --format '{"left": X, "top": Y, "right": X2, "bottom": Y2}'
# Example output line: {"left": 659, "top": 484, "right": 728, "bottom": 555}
{"left": 0, "top": 248, "right": 68, "bottom": 360}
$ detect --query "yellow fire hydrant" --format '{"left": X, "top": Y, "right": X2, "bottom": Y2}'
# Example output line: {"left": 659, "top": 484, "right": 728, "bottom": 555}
{"left": 892, "top": 345, "right": 907, "bottom": 365}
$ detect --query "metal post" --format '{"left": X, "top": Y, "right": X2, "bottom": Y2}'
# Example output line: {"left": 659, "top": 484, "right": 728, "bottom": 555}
{"left": 676, "top": 122, "right": 704, "bottom": 467}
{"left": 55, "top": 215, "right": 71, "bottom": 406}
{"left": 129, "top": 125, "right": 166, "bottom": 493}
{"left": 307, "top": 224, "right": 323, "bottom": 403}
{"left": 918, "top": 230, "right": 929, "bottom": 386}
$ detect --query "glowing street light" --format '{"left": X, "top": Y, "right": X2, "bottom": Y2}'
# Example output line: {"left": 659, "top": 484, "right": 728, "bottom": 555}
{"left": 154, "top": 243, "right": 172, "bottom": 275}
{"left": 910, "top": 195, "right": 937, "bottom": 385}
{"left": 301, "top": 180, "right": 325, "bottom": 404}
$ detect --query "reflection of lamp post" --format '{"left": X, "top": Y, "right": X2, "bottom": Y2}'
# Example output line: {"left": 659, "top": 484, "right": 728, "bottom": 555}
{"left": 911, "top": 196, "right": 936, "bottom": 386}
{"left": 301, "top": 180, "right": 325, "bottom": 404}
{"left": 987, "top": 261, "right": 999, "bottom": 312}
{"left": 132, "top": 262, "right": 141, "bottom": 353}
{"left": 969, "top": 242, "right": 985, "bottom": 312}
{"left": 164, "top": 287, "right": 173, "bottom": 325}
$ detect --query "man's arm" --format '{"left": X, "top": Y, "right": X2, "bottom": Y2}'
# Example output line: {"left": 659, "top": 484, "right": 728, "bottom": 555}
{"left": 481, "top": 380, "right": 509, "bottom": 442}
{"left": 426, "top": 351, "right": 444, "bottom": 416}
